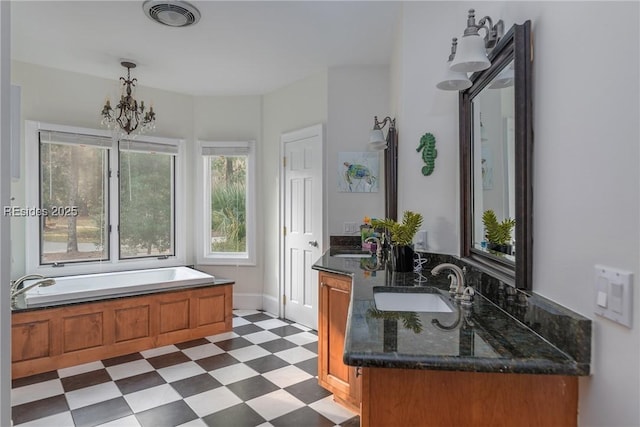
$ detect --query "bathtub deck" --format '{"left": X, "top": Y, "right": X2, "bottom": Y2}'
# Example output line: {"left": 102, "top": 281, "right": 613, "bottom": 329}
{"left": 11, "top": 283, "right": 233, "bottom": 379}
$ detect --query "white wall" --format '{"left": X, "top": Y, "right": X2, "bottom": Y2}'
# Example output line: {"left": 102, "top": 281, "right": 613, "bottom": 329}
{"left": 327, "top": 65, "right": 388, "bottom": 236}
{"left": 397, "top": 2, "right": 640, "bottom": 426}
{"left": 261, "top": 72, "right": 328, "bottom": 314}
{"left": 192, "top": 95, "right": 263, "bottom": 309}
{"left": 396, "top": 2, "right": 472, "bottom": 255}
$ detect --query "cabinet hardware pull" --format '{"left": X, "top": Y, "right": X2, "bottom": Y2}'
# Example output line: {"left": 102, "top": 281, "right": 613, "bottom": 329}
{"left": 356, "top": 367, "right": 361, "bottom": 377}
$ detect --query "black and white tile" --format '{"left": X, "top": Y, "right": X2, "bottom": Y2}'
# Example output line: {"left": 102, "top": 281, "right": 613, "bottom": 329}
{"left": 11, "top": 310, "right": 359, "bottom": 427}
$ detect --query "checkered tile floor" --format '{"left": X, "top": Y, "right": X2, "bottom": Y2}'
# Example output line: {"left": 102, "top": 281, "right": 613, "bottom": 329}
{"left": 11, "top": 310, "right": 360, "bottom": 427}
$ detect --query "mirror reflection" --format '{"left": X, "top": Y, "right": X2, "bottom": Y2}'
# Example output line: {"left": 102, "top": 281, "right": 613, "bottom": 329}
{"left": 460, "top": 21, "right": 532, "bottom": 290}
{"left": 472, "top": 59, "right": 516, "bottom": 262}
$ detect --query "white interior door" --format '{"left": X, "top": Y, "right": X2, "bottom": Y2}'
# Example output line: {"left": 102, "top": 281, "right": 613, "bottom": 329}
{"left": 282, "top": 124, "right": 323, "bottom": 329}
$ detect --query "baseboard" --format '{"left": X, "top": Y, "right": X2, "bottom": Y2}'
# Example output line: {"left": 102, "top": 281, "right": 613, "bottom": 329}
{"left": 261, "top": 294, "right": 280, "bottom": 317}
{"left": 232, "top": 293, "right": 263, "bottom": 311}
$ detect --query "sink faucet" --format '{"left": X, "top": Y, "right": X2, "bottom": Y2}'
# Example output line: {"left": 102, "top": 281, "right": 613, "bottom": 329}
{"left": 10, "top": 275, "right": 56, "bottom": 307}
{"left": 364, "top": 236, "right": 382, "bottom": 258}
{"left": 431, "top": 263, "right": 473, "bottom": 304}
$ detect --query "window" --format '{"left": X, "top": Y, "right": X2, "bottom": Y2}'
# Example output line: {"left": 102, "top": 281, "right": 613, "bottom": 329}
{"left": 39, "top": 131, "right": 110, "bottom": 265}
{"left": 119, "top": 140, "right": 176, "bottom": 259}
{"left": 25, "top": 121, "right": 185, "bottom": 275}
{"left": 197, "top": 141, "right": 256, "bottom": 265}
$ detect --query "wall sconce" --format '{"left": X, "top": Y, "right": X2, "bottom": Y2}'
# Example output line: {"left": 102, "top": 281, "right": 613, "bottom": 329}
{"left": 369, "top": 116, "right": 395, "bottom": 151}
{"left": 450, "top": 9, "right": 503, "bottom": 73}
{"left": 368, "top": 115, "right": 398, "bottom": 220}
{"left": 436, "top": 38, "right": 472, "bottom": 91}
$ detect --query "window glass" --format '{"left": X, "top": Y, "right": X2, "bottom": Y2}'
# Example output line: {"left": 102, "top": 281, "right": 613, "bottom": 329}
{"left": 119, "top": 146, "right": 175, "bottom": 259}
{"left": 39, "top": 133, "right": 109, "bottom": 264}
{"left": 208, "top": 154, "right": 247, "bottom": 254}
{"left": 28, "top": 122, "right": 185, "bottom": 274}
{"left": 199, "top": 141, "right": 255, "bottom": 265}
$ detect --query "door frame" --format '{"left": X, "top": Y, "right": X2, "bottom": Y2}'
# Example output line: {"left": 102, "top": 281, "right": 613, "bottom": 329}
{"left": 279, "top": 123, "right": 325, "bottom": 323}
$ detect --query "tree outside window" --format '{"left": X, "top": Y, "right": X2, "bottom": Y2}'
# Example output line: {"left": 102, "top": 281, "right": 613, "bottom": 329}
{"left": 119, "top": 151, "right": 174, "bottom": 258}
{"left": 209, "top": 155, "right": 247, "bottom": 253}
{"left": 198, "top": 140, "right": 255, "bottom": 266}
{"left": 40, "top": 138, "right": 109, "bottom": 264}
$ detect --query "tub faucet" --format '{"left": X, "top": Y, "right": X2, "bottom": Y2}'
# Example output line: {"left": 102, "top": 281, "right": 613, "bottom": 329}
{"left": 10, "top": 274, "right": 45, "bottom": 294}
{"left": 431, "top": 263, "right": 473, "bottom": 304}
{"left": 10, "top": 276, "right": 56, "bottom": 307}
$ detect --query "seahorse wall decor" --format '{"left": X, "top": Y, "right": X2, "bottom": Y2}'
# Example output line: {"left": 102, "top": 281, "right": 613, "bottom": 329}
{"left": 416, "top": 132, "right": 437, "bottom": 176}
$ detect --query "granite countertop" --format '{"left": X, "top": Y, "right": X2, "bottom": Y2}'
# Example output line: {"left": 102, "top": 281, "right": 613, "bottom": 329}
{"left": 313, "top": 249, "right": 591, "bottom": 376}
{"left": 11, "top": 278, "right": 235, "bottom": 312}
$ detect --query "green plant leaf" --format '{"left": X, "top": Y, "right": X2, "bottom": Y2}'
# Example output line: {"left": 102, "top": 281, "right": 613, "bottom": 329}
{"left": 482, "top": 209, "right": 515, "bottom": 245}
{"left": 371, "top": 210, "right": 423, "bottom": 246}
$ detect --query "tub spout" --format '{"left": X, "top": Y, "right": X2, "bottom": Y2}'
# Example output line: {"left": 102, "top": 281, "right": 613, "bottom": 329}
{"left": 10, "top": 274, "right": 45, "bottom": 294}
{"left": 11, "top": 278, "right": 56, "bottom": 307}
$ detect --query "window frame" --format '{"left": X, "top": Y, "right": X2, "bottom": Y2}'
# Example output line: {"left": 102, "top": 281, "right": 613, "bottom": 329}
{"left": 196, "top": 140, "right": 256, "bottom": 266}
{"left": 25, "top": 120, "right": 186, "bottom": 276}
{"left": 117, "top": 139, "right": 178, "bottom": 261}
{"left": 38, "top": 128, "right": 111, "bottom": 266}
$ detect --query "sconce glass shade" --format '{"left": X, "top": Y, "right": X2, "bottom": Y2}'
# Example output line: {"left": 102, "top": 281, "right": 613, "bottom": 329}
{"left": 450, "top": 33, "right": 490, "bottom": 73}
{"left": 369, "top": 128, "right": 387, "bottom": 150}
{"left": 436, "top": 60, "right": 472, "bottom": 91}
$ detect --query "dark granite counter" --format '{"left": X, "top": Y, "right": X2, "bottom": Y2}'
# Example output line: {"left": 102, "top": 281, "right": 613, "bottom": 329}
{"left": 11, "top": 277, "right": 235, "bottom": 313}
{"left": 312, "top": 249, "right": 591, "bottom": 376}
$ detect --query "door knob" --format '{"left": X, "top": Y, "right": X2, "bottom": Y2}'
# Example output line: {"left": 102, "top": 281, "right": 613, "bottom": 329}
{"left": 308, "top": 240, "right": 318, "bottom": 247}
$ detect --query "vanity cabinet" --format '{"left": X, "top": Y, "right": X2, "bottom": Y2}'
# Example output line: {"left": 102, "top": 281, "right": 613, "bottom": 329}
{"left": 360, "top": 367, "right": 578, "bottom": 427}
{"left": 318, "top": 271, "right": 361, "bottom": 412}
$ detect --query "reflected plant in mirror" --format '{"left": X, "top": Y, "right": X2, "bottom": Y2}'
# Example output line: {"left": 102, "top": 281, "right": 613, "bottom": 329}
{"left": 460, "top": 21, "right": 532, "bottom": 290}
{"left": 482, "top": 209, "right": 515, "bottom": 257}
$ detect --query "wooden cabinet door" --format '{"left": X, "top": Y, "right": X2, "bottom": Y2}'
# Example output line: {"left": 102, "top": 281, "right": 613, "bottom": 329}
{"left": 317, "top": 271, "right": 361, "bottom": 412}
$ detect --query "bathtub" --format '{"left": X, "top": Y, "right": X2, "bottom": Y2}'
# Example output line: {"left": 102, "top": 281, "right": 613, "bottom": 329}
{"left": 24, "top": 266, "right": 215, "bottom": 307}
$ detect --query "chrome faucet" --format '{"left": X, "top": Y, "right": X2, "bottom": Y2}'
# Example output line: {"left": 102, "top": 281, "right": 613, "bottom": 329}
{"left": 10, "top": 275, "right": 56, "bottom": 307}
{"left": 10, "top": 274, "right": 45, "bottom": 294}
{"left": 364, "top": 236, "right": 382, "bottom": 258}
{"left": 431, "top": 263, "right": 473, "bottom": 304}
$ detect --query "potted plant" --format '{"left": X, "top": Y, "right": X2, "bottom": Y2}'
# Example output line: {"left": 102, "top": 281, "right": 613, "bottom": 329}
{"left": 372, "top": 211, "right": 423, "bottom": 272}
{"left": 482, "top": 209, "right": 515, "bottom": 255}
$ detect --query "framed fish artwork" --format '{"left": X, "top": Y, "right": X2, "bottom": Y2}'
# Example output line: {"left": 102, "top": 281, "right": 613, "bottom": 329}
{"left": 338, "top": 152, "right": 380, "bottom": 193}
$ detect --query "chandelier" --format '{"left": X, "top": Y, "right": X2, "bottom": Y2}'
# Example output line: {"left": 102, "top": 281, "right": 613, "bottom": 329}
{"left": 101, "top": 61, "right": 156, "bottom": 136}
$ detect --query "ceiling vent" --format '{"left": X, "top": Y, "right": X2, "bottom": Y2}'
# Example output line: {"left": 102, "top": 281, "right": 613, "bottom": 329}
{"left": 143, "top": 0, "right": 201, "bottom": 27}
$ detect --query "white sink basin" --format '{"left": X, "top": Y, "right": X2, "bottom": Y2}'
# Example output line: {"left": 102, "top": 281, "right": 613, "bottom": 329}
{"left": 333, "top": 253, "right": 371, "bottom": 258}
{"left": 374, "top": 290, "right": 453, "bottom": 313}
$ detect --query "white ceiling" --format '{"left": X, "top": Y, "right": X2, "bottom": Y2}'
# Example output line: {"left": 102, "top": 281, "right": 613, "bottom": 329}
{"left": 11, "top": 1, "right": 402, "bottom": 96}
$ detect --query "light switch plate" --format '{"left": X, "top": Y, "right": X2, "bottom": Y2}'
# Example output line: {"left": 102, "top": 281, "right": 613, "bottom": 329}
{"left": 343, "top": 222, "right": 358, "bottom": 234}
{"left": 594, "top": 265, "right": 633, "bottom": 328}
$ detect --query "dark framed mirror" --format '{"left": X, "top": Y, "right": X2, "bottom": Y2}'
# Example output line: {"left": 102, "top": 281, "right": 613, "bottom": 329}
{"left": 385, "top": 124, "right": 398, "bottom": 221}
{"left": 460, "top": 21, "right": 532, "bottom": 290}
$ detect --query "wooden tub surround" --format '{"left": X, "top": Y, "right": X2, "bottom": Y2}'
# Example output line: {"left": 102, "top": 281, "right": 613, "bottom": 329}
{"left": 11, "top": 283, "right": 233, "bottom": 379}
